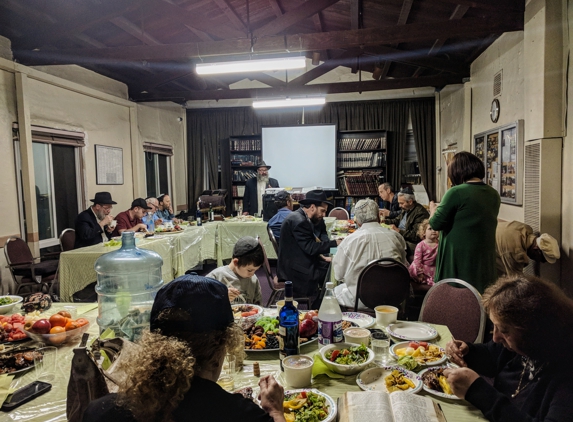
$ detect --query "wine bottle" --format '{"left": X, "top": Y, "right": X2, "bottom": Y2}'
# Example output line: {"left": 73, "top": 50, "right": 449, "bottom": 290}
{"left": 209, "top": 203, "right": 214, "bottom": 222}
{"left": 196, "top": 202, "right": 202, "bottom": 226}
{"left": 279, "top": 281, "right": 299, "bottom": 371}
{"left": 318, "top": 282, "right": 343, "bottom": 345}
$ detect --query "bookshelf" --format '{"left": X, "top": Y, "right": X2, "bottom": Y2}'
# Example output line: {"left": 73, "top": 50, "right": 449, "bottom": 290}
{"left": 336, "top": 130, "right": 388, "bottom": 210}
{"left": 230, "top": 134, "right": 262, "bottom": 213}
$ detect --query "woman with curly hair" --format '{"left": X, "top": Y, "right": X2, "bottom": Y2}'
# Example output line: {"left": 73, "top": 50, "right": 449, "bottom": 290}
{"left": 443, "top": 275, "right": 573, "bottom": 421}
{"left": 83, "top": 275, "right": 286, "bottom": 422}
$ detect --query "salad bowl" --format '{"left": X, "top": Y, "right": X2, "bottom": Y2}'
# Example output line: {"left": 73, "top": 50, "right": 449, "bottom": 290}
{"left": 319, "top": 342, "right": 375, "bottom": 376}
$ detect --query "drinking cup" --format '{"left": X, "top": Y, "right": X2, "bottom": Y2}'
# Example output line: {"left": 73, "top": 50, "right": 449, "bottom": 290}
{"left": 371, "top": 339, "right": 390, "bottom": 366}
{"left": 343, "top": 328, "right": 370, "bottom": 346}
{"left": 35, "top": 346, "right": 58, "bottom": 382}
{"left": 275, "top": 300, "right": 298, "bottom": 311}
{"left": 283, "top": 355, "right": 313, "bottom": 388}
{"left": 375, "top": 305, "right": 399, "bottom": 327}
{"left": 110, "top": 220, "right": 117, "bottom": 228}
{"left": 217, "top": 354, "right": 236, "bottom": 391}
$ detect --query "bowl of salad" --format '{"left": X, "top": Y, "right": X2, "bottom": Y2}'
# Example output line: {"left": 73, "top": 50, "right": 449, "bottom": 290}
{"left": 319, "top": 342, "right": 375, "bottom": 375}
{"left": 0, "top": 296, "right": 23, "bottom": 315}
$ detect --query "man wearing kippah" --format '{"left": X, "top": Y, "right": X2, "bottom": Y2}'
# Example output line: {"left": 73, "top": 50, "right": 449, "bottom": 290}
{"left": 333, "top": 199, "right": 408, "bottom": 309}
{"left": 267, "top": 191, "right": 293, "bottom": 241}
{"left": 384, "top": 187, "right": 429, "bottom": 254}
{"left": 496, "top": 221, "right": 560, "bottom": 276}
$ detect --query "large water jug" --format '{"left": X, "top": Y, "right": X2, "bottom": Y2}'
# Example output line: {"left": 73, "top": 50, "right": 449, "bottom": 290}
{"left": 94, "top": 231, "right": 163, "bottom": 341}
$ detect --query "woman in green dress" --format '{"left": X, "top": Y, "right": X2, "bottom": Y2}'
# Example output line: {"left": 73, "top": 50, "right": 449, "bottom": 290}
{"left": 429, "top": 152, "right": 500, "bottom": 293}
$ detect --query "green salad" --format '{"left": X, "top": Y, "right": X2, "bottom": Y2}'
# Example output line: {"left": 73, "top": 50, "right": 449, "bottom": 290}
{"left": 325, "top": 344, "right": 369, "bottom": 365}
{"left": 283, "top": 391, "right": 329, "bottom": 422}
{"left": 0, "top": 297, "right": 14, "bottom": 306}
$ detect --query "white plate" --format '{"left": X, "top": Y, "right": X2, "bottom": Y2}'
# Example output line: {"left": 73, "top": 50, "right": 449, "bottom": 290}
{"left": 418, "top": 367, "right": 460, "bottom": 400}
{"left": 356, "top": 366, "right": 422, "bottom": 394}
{"left": 390, "top": 342, "right": 447, "bottom": 366}
{"left": 284, "top": 389, "right": 337, "bottom": 422}
{"left": 232, "top": 304, "right": 264, "bottom": 319}
{"left": 342, "top": 312, "right": 376, "bottom": 328}
{"left": 386, "top": 322, "right": 438, "bottom": 341}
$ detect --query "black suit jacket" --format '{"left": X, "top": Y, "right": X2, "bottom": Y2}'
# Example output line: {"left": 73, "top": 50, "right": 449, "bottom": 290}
{"left": 74, "top": 208, "right": 111, "bottom": 249}
{"left": 277, "top": 208, "right": 337, "bottom": 297}
{"left": 242, "top": 177, "right": 279, "bottom": 215}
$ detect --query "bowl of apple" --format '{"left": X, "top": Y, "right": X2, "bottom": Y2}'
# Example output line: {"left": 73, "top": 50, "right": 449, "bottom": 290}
{"left": 24, "top": 310, "right": 90, "bottom": 346}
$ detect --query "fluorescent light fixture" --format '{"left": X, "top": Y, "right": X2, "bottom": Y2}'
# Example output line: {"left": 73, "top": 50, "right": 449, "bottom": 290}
{"left": 252, "top": 97, "right": 326, "bottom": 109}
{"left": 196, "top": 56, "right": 306, "bottom": 75}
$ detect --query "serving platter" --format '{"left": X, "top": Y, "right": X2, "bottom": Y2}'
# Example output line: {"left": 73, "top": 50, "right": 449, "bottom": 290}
{"left": 418, "top": 367, "right": 460, "bottom": 400}
{"left": 356, "top": 366, "right": 422, "bottom": 394}
{"left": 0, "top": 349, "right": 42, "bottom": 376}
{"left": 386, "top": 322, "right": 438, "bottom": 341}
{"left": 342, "top": 312, "right": 376, "bottom": 329}
{"left": 245, "top": 336, "right": 318, "bottom": 352}
{"left": 283, "top": 389, "right": 337, "bottom": 422}
{"left": 390, "top": 341, "right": 447, "bottom": 366}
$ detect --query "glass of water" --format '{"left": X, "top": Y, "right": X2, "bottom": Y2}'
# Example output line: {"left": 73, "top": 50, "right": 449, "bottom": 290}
{"left": 371, "top": 339, "right": 391, "bottom": 366}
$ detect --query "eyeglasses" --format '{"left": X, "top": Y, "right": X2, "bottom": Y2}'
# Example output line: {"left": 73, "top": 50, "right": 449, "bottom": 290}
{"left": 102, "top": 205, "right": 113, "bottom": 211}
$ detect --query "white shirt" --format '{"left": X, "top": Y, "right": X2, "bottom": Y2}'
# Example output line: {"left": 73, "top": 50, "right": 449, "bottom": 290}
{"left": 257, "top": 179, "right": 266, "bottom": 215}
{"left": 333, "top": 222, "right": 408, "bottom": 309}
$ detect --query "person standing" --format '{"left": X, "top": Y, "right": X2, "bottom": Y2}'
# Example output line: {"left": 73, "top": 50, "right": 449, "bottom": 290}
{"left": 378, "top": 183, "right": 400, "bottom": 218}
{"left": 429, "top": 151, "right": 500, "bottom": 293}
{"left": 156, "top": 194, "right": 174, "bottom": 220}
{"left": 267, "top": 191, "right": 292, "bottom": 241}
{"left": 74, "top": 192, "right": 116, "bottom": 249}
{"left": 112, "top": 198, "right": 150, "bottom": 237}
{"left": 243, "top": 161, "right": 279, "bottom": 216}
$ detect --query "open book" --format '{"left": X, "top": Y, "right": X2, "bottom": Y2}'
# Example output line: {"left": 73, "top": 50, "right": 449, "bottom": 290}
{"left": 338, "top": 391, "right": 446, "bottom": 422}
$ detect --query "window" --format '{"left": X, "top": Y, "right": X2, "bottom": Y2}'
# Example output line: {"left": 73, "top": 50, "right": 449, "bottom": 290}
{"left": 143, "top": 142, "right": 173, "bottom": 198}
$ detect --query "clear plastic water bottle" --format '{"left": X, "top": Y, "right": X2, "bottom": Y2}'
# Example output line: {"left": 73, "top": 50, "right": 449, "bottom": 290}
{"left": 196, "top": 201, "right": 202, "bottom": 226}
{"left": 146, "top": 213, "right": 155, "bottom": 233}
{"left": 94, "top": 231, "right": 163, "bottom": 341}
{"left": 318, "top": 282, "right": 343, "bottom": 345}
{"left": 279, "top": 281, "right": 300, "bottom": 371}
{"left": 350, "top": 203, "right": 356, "bottom": 220}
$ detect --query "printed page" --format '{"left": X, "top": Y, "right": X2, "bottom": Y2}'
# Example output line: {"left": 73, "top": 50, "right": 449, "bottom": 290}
{"left": 339, "top": 391, "right": 395, "bottom": 422}
{"left": 389, "top": 392, "right": 439, "bottom": 422}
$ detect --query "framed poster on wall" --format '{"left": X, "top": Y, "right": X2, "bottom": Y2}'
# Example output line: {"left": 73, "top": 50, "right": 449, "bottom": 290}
{"left": 95, "top": 144, "right": 124, "bottom": 185}
{"left": 473, "top": 120, "right": 524, "bottom": 205}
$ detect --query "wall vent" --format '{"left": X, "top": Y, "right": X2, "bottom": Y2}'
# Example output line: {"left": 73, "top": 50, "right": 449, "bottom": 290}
{"left": 493, "top": 70, "right": 503, "bottom": 97}
{"left": 523, "top": 142, "right": 540, "bottom": 232}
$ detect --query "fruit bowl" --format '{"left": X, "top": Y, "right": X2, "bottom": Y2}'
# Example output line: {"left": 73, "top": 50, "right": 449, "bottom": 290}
{"left": 24, "top": 322, "right": 91, "bottom": 346}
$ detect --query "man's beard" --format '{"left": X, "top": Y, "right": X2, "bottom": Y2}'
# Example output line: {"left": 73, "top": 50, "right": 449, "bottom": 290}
{"left": 95, "top": 208, "right": 106, "bottom": 221}
{"left": 257, "top": 174, "right": 269, "bottom": 184}
{"left": 310, "top": 214, "right": 322, "bottom": 224}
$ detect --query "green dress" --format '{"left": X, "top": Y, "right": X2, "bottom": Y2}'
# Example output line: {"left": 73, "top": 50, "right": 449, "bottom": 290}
{"left": 429, "top": 182, "right": 500, "bottom": 293}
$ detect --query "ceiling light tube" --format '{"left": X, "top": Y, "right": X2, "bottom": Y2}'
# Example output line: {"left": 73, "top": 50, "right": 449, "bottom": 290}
{"left": 196, "top": 57, "right": 306, "bottom": 75}
{"left": 252, "top": 97, "right": 326, "bottom": 109}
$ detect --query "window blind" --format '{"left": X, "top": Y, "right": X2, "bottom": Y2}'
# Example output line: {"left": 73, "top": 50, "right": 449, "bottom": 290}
{"left": 143, "top": 142, "right": 173, "bottom": 156}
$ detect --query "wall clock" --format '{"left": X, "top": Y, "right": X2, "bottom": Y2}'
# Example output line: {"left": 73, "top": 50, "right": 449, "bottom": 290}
{"left": 490, "top": 98, "right": 500, "bottom": 123}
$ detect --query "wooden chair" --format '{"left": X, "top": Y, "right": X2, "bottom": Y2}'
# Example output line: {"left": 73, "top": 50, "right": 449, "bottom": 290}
{"left": 419, "top": 278, "right": 486, "bottom": 344}
{"left": 328, "top": 207, "right": 349, "bottom": 220}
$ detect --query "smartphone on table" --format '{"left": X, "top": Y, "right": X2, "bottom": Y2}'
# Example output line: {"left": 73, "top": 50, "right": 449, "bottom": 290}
{"left": 1, "top": 381, "right": 52, "bottom": 411}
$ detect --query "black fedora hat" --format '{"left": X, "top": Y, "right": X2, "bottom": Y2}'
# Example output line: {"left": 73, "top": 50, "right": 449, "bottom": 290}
{"left": 257, "top": 160, "right": 271, "bottom": 170}
{"left": 299, "top": 190, "right": 332, "bottom": 206}
{"left": 90, "top": 192, "right": 117, "bottom": 205}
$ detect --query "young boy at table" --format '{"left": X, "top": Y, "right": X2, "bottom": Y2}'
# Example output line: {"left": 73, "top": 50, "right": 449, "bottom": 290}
{"left": 206, "top": 236, "right": 264, "bottom": 305}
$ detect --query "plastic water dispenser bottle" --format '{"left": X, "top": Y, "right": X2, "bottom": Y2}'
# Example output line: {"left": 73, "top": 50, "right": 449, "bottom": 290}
{"left": 318, "top": 282, "right": 343, "bottom": 345}
{"left": 94, "top": 231, "right": 163, "bottom": 341}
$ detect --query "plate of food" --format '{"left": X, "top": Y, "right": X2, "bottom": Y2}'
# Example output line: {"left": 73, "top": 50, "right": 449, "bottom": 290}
{"left": 419, "top": 367, "right": 460, "bottom": 400}
{"left": 390, "top": 341, "right": 447, "bottom": 366}
{"left": 241, "top": 315, "right": 317, "bottom": 351}
{"left": 231, "top": 304, "right": 263, "bottom": 319}
{"left": 0, "top": 313, "right": 28, "bottom": 343}
{"left": 342, "top": 312, "right": 376, "bottom": 329}
{"left": 386, "top": 322, "right": 438, "bottom": 341}
{"left": 283, "top": 389, "right": 336, "bottom": 422}
{"left": 356, "top": 366, "right": 422, "bottom": 394}
{"left": 154, "top": 226, "right": 184, "bottom": 234}
{"left": 0, "top": 349, "right": 42, "bottom": 375}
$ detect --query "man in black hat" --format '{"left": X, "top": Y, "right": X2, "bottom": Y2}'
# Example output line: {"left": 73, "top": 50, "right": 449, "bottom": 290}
{"left": 74, "top": 192, "right": 117, "bottom": 248}
{"left": 277, "top": 190, "right": 341, "bottom": 304}
{"left": 242, "top": 161, "right": 279, "bottom": 216}
{"left": 111, "top": 198, "right": 151, "bottom": 237}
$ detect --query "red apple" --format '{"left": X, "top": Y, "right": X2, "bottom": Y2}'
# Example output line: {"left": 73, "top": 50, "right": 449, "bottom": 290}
{"left": 300, "top": 319, "right": 317, "bottom": 338}
{"left": 304, "top": 310, "right": 319, "bottom": 321}
{"left": 31, "top": 319, "right": 51, "bottom": 334}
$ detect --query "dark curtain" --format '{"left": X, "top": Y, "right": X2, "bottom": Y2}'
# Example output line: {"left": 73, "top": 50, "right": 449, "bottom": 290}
{"left": 186, "top": 98, "right": 433, "bottom": 213}
{"left": 52, "top": 144, "right": 78, "bottom": 234}
{"left": 410, "top": 99, "right": 436, "bottom": 200}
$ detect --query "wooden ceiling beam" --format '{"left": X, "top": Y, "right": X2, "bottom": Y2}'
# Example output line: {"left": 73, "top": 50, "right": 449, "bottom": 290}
{"left": 268, "top": 0, "right": 283, "bottom": 18}
{"left": 362, "top": 46, "right": 467, "bottom": 73}
{"left": 184, "top": 24, "right": 215, "bottom": 42}
{"left": 211, "top": 0, "right": 247, "bottom": 33}
{"left": 16, "top": 15, "right": 523, "bottom": 65}
{"left": 247, "top": 73, "right": 287, "bottom": 87}
{"left": 254, "top": 0, "right": 341, "bottom": 37}
{"left": 350, "top": 0, "right": 362, "bottom": 30}
{"left": 429, "top": 4, "right": 469, "bottom": 55}
{"left": 110, "top": 17, "right": 163, "bottom": 45}
{"left": 378, "top": 0, "right": 414, "bottom": 79}
{"left": 435, "top": 0, "right": 524, "bottom": 12}
{"left": 289, "top": 49, "right": 361, "bottom": 86}
{"left": 132, "top": 73, "right": 466, "bottom": 102}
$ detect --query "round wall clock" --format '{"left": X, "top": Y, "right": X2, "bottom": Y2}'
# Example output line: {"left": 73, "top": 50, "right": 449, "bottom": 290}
{"left": 490, "top": 98, "right": 500, "bottom": 123}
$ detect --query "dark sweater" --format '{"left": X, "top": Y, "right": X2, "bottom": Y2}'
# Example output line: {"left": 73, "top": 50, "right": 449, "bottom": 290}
{"left": 464, "top": 341, "right": 573, "bottom": 422}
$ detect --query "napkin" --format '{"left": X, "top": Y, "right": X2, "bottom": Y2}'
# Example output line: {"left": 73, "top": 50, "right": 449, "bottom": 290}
{"left": 0, "top": 374, "right": 15, "bottom": 408}
{"left": 312, "top": 354, "right": 344, "bottom": 379}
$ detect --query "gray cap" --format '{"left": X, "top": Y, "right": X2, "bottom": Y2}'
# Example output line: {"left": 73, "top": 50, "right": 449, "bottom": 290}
{"left": 233, "top": 236, "right": 261, "bottom": 257}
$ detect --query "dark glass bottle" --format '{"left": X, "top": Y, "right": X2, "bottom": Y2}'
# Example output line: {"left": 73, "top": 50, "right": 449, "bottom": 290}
{"left": 208, "top": 203, "right": 214, "bottom": 222}
{"left": 279, "top": 281, "right": 300, "bottom": 371}
{"left": 196, "top": 201, "right": 202, "bottom": 226}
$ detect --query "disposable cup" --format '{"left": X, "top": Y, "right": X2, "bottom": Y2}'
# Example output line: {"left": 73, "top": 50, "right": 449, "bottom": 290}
{"left": 375, "top": 305, "right": 398, "bottom": 327}
{"left": 110, "top": 220, "right": 117, "bottom": 228}
{"left": 217, "top": 354, "right": 236, "bottom": 391}
{"left": 343, "top": 328, "right": 370, "bottom": 346}
{"left": 275, "top": 300, "right": 298, "bottom": 311}
{"left": 283, "top": 355, "right": 313, "bottom": 388}
{"left": 371, "top": 339, "right": 391, "bottom": 366}
{"left": 35, "top": 346, "right": 58, "bottom": 382}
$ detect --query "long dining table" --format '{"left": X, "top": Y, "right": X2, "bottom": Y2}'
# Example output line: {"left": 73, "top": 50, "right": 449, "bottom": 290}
{"left": 2, "top": 304, "right": 487, "bottom": 422}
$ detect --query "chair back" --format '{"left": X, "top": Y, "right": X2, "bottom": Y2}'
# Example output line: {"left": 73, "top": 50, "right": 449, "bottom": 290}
{"left": 355, "top": 258, "right": 411, "bottom": 311}
{"left": 4, "top": 237, "right": 34, "bottom": 265}
{"left": 419, "top": 279, "right": 486, "bottom": 344}
{"left": 267, "top": 225, "right": 279, "bottom": 255}
{"left": 328, "top": 207, "right": 349, "bottom": 220}
{"left": 60, "top": 229, "right": 76, "bottom": 252}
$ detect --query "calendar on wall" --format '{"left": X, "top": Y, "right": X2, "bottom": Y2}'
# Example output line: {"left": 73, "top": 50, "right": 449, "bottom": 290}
{"left": 473, "top": 120, "right": 523, "bottom": 206}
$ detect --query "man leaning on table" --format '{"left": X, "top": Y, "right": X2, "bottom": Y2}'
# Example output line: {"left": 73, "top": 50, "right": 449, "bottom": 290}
{"left": 384, "top": 187, "right": 429, "bottom": 254}
{"left": 277, "top": 190, "right": 341, "bottom": 306}
{"left": 333, "top": 198, "right": 407, "bottom": 309}
{"left": 74, "top": 192, "right": 116, "bottom": 249}
{"left": 112, "top": 198, "right": 150, "bottom": 237}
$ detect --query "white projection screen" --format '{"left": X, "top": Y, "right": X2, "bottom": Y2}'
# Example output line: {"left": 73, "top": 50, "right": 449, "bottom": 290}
{"left": 262, "top": 125, "right": 337, "bottom": 189}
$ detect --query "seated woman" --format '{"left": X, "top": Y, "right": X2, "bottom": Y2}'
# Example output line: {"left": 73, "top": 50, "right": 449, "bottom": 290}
{"left": 83, "top": 275, "right": 286, "bottom": 422}
{"left": 444, "top": 275, "right": 573, "bottom": 422}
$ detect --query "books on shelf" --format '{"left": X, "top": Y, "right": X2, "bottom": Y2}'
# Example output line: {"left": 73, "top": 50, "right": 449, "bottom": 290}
{"left": 338, "top": 136, "right": 387, "bottom": 150}
{"left": 231, "top": 154, "right": 260, "bottom": 166}
{"left": 337, "top": 170, "right": 382, "bottom": 196}
{"left": 232, "top": 185, "right": 245, "bottom": 197}
{"left": 230, "top": 138, "right": 261, "bottom": 151}
{"left": 233, "top": 170, "right": 257, "bottom": 182}
{"left": 337, "top": 151, "right": 386, "bottom": 168}
{"left": 338, "top": 391, "right": 446, "bottom": 422}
